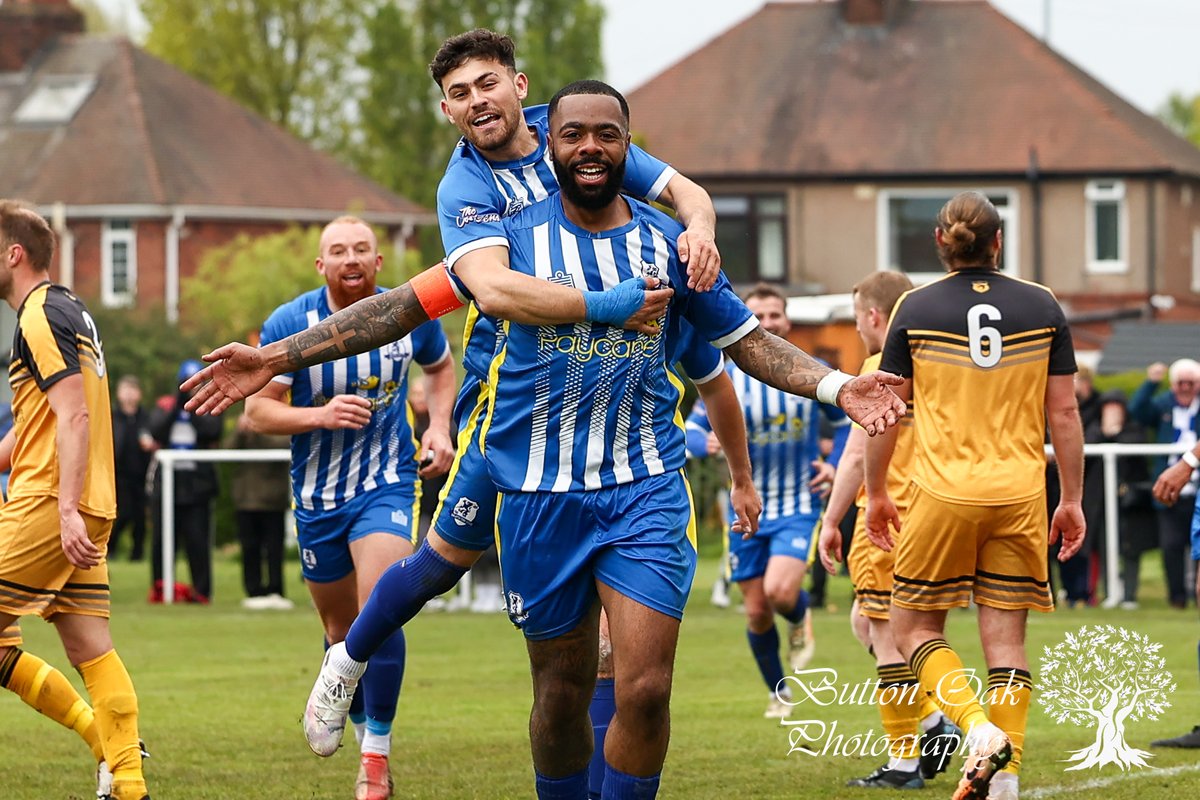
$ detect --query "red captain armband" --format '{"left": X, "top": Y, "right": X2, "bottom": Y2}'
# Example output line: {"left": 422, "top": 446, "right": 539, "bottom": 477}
{"left": 410, "top": 262, "right": 466, "bottom": 320}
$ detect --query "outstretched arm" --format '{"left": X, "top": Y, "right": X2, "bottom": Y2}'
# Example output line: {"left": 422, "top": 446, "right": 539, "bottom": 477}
{"left": 722, "top": 327, "right": 906, "bottom": 435}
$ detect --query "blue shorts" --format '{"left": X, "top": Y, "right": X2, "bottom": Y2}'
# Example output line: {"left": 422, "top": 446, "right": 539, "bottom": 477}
{"left": 496, "top": 471, "right": 697, "bottom": 640}
{"left": 728, "top": 514, "right": 818, "bottom": 583}
{"left": 295, "top": 482, "right": 419, "bottom": 583}
{"left": 431, "top": 377, "right": 498, "bottom": 551}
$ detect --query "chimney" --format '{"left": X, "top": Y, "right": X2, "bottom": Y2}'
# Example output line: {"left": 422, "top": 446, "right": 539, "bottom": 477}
{"left": 841, "top": 0, "right": 900, "bottom": 26}
{"left": 0, "top": 0, "right": 85, "bottom": 73}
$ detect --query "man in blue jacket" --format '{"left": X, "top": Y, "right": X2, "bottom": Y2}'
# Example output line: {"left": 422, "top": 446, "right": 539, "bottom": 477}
{"left": 1129, "top": 358, "right": 1200, "bottom": 608}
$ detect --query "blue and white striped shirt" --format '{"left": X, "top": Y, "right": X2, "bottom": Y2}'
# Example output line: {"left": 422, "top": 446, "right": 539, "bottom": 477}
{"left": 437, "top": 104, "right": 677, "bottom": 382}
{"left": 259, "top": 287, "right": 450, "bottom": 512}
{"left": 478, "top": 195, "right": 756, "bottom": 493}
{"left": 687, "top": 365, "right": 849, "bottom": 520}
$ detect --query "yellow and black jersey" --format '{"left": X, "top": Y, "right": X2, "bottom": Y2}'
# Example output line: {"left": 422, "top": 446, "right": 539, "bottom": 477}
{"left": 7, "top": 282, "right": 116, "bottom": 518}
{"left": 854, "top": 352, "right": 917, "bottom": 511}
{"left": 880, "top": 268, "right": 1075, "bottom": 506}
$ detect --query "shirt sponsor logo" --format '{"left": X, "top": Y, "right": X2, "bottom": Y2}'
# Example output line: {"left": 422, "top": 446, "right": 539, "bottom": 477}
{"left": 536, "top": 331, "right": 658, "bottom": 362}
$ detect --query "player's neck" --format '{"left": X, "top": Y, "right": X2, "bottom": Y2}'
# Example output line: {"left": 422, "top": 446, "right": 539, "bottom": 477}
{"left": 4, "top": 270, "right": 49, "bottom": 311}
{"left": 485, "top": 124, "right": 539, "bottom": 164}
{"left": 324, "top": 285, "right": 373, "bottom": 313}
{"left": 560, "top": 195, "right": 633, "bottom": 234}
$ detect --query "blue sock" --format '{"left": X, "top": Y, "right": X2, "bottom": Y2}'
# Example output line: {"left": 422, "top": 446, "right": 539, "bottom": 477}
{"left": 588, "top": 678, "right": 616, "bottom": 799}
{"left": 361, "top": 628, "right": 406, "bottom": 737}
{"left": 747, "top": 626, "right": 784, "bottom": 691}
{"left": 782, "top": 588, "right": 809, "bottom": 625}
{"left": 601, "top": 764, "right": 660, "bottom": 800}
{"left": 344, "top": 540, "right": 467, "bottom": 662}
{"left": 535, "top": 768, "right": 588, "bottom": 800}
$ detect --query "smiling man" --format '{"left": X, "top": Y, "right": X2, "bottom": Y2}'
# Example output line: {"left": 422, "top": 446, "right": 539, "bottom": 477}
{"left": 245, "top": 216, "right": 457, "bottom": 800}
{"left": 438, "top": 80, "right": 902, "bottom": 800}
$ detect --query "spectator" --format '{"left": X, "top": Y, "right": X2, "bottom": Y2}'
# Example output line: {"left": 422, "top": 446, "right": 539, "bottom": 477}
{"left": 1129, "top": 359, "right": 1200, "bottom": 608}
{"left": 1047, "top": 366, "right": 1102, "bottom": 605}
{"left": 229, "top": 413, "right": 294, "bottom": 611}
{"left": 1084, "top": 390, "right": 1155, "bottom": 608}
{"left": 110, "top": 375, "right": 154, "bottom": 561}
{"left": 147, "top": 359, "right": 224, "bottom": 603}
{"left": 1075, "top": 366, "right": 1102, "bottom": 431}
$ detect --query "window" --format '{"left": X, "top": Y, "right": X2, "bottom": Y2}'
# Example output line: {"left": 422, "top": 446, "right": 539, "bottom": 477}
{"left": 878, "top": 189, "right": 1018, "bottom": 279}
{"left": 1086, "top": 180, "right": 1127, "bottom": 273}
{"left": 712, "top": 195, "right": 787, "bottom": 283}
{"left": 13, "top": 77, "right": 96, "bottom": 124}
{"left": 101, "top": 219, "right": 136, "bottom": 308}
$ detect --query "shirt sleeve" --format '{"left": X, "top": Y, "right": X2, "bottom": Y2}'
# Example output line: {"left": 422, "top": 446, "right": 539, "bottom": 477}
{"left": 879, "top": 296, "right": 914, "bottom": 378}
{"left": 685, "top": 400, "right": 713, "bottom": 458}
{"left": 412, "top": 320, "right": 452, "bottom": 367}
{"left": 1046, "top": 302, "right": 1077, "bottom": 375}
{"left": 623, "top": 143, "right": 677, "bottom": 203}
{"left": 676, "top": 269, "right": 758, "bottom": 350}
{"left": 438, "top": 165, "right": 510, "bottom": 268}
{"left": 24, "top": 301, "right": 81, "bottom": 391}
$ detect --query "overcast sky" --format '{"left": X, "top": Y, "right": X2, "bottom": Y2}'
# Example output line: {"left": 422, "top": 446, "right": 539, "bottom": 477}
{"left": 600, "top": 0, "right": 1200, "bottom": 114}
{"left": 94, "top": 0, "right": 1200, "bottom": 116}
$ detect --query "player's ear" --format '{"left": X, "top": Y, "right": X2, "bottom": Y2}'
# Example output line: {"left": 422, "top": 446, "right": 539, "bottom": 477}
{"left": 514, "top": 71, "right": 529, "bottom": 101}
{"left": 439, "top": 98, "right": 454, "bottom": 124}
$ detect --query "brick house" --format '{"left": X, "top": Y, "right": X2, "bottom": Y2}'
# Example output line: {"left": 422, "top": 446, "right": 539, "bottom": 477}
{"left": 626, "top": 0, "right": 1200, "bottom": 369}
{"left": 0, "top": 0, "right": 430, "bottom": 333}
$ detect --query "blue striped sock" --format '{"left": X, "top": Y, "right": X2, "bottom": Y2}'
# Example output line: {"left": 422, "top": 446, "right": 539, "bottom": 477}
{"left": 535, "top": 768, "right": 588, "bottom": 799}
{"left": 601, "top": 764, "right": 660, "bottom": 799}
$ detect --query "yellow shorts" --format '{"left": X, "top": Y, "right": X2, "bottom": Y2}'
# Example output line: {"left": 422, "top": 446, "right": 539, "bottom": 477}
{"left": 0, "top": 495, "right": 113, "bottom": 645}
{"left": 847, "top": 507, "right": 898, "bottom": 620}
{"left": 892, "top": 486, "right": 1053, "bottom": 613}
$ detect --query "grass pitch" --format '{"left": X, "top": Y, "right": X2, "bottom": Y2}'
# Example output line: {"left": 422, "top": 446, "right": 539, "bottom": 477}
{"left": 2, "top": 554, "right": 1198, "bottom": 799}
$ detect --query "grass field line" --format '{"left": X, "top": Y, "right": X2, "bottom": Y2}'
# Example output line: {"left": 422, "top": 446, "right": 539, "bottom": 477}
{"left": 1025, "top": 762, "right": 1200, "bottom": 798}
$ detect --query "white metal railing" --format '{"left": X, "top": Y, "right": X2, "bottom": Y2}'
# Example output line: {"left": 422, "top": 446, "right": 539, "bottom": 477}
{"left": 1047, "top": 442, "right": 1192, "bottom": 607}
{"left": 155, "top": 448, "right": 290, "bottom": 604}
{"left": 154, "top": 443, "right": 1195, "bottom": 607}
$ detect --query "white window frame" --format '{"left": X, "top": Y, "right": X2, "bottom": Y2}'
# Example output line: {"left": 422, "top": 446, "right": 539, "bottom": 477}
{"left": 101, "top": 219, "right": 137, "bottom": 308}
{"left": 1192, "top": 227, "right": 1200, "bottom": 293}
{"left": 876, "top": 187, "right": 1020, "bottom": 283}
{"left": 1085, "top": 179, "right": 1128, "bottom": 274}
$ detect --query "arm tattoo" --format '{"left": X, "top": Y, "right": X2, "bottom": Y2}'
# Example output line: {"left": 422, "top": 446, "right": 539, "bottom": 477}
{"left": 283, "top": 284, "right": 430, "bottom": 371}
{"left": 723, "top": 327, "right": 829, "bottom": 397}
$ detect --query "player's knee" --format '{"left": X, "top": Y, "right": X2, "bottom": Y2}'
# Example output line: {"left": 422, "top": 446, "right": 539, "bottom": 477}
{"left": 615, "top": 670, "right": 671, "bottom": 725}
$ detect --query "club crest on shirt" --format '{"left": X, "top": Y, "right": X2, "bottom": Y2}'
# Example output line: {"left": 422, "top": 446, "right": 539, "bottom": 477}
{"left": 972, "top": 281, "right": 990, "bottom": 293}
{"left": 451, "top": 497, "right": 479, "bottom": 527}
{"left": 640, "top": 261, "right": 668, "bottom": 284}
{"left": 382, "top": 340, "right": 412, "bottom": 361}
{"left": 503, "top": 196, "right": 527, "bottom": 217}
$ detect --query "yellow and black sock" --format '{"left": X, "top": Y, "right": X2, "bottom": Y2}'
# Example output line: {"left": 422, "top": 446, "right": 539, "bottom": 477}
{"left": 877, "top": 663, "right": 921, "bottom": 760}
{"left": 986, "top": 667, "right": 1032, "bottom": 774}
{"left": 78, "top": 650, "right": 146, "bottom": 797}
{"left": 0, "top": 647, "right": 103, "bottom": 761}
{"left": 910, "top": 638, "right": 990, "bottom": 735}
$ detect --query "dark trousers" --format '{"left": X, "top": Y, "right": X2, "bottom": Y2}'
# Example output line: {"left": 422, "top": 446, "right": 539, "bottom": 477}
{"left": 237, "top": 510, "right": 286, "bottom": 597}
{"left": 1158, "top": 494, "right": 1197, "bottom": 607}
{"left": 151, "top": 498, "right": 213, "bottom": 600}
{"left": 111, "top": 476, "right": 148, "bottom": 560}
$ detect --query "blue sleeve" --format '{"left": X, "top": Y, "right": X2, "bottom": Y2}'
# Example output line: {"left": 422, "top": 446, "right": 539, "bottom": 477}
{"left": 685, "top": 400, "right": 713, "bottom": 459}
{"left": 437, "top": 164, "right": 509, "bottom": 268}
{"left": 258, "top": 304, "right": 298, "bottom": 349}
{"left": 669, "top": 319, "right": 723, "bottom": 384}
{"left": 1127, "top": 380, "right": 1161, "bottom": 429}
{"left": 411, "top": 319, "right": 451, "bottom": 366}
{"left": 623, "top": 143, "right": 677, "bottom": 203}
{"left": 675, "top": 269, "right": 757, "bottom": 349}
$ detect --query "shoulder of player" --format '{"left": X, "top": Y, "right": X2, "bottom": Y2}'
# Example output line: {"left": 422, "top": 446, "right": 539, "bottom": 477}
{"left": 630, "top": 198, "right": 684, "bottom": 241}
{"left": 264, "top": 288, "right": 322, "bottom": 329}
{"left": 21, "top": 283, "right": 79, "bottom": 327}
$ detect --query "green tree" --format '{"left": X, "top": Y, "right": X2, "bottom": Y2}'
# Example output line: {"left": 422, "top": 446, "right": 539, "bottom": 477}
{"left": 1159, "top": 91, "right": 1200, "bottom": 147}
{"left": 138, "top": 0, "right": 362, "bottom": 148}
{"left": 350, "top": 0, "right": 605, "bottom": 211}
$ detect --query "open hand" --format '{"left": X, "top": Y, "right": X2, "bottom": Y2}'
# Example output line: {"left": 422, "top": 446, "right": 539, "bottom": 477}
{"left": 837, "top": 371, "right": 906, "bottom": 436}
{"left": 182, "top": 343, "right": 273, "bottom": 415}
